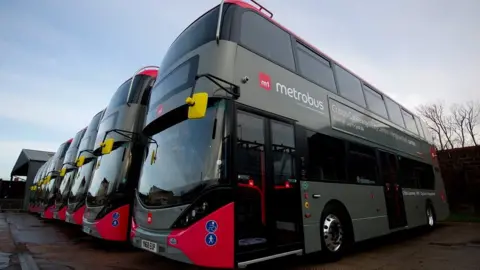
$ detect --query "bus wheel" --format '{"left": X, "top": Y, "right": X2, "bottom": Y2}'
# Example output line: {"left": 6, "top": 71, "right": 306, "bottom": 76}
{"left": 320, "top": 205, "right": 351, "bottom": 260}
{"left": 426, "top": 204, "right": 436, "bottom": 229}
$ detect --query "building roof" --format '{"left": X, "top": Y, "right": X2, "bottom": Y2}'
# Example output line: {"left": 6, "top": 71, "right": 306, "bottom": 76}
{"left": 10, "top": 149, "right": 55, "bottom": 176}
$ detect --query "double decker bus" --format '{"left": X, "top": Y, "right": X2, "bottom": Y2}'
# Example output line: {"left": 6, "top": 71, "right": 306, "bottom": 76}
{"left": 131, "top": 1, "right": 449, "bottom": 268}
{"left": 28, "top": 162, "right": 48, "bottom": 213}
{"left": 32, "top": 157, "right": 53, "bottom": 214}
{"left": 41, "top": 138, "right": 72, "bottom": 219}
{"left": 53, "top": 127, "right": 87, "bottom": 221}
{"left": 82, "top": 67, "right": 158, "bottom": 241}
{"left": 66, "top": 109, "right": 105, "bottom": 225}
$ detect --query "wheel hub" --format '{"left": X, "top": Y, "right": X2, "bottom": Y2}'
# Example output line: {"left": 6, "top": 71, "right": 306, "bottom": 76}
{"left": 427, "top": 208, "right": 434, "bottom": 226}
{"left": 323, "top": 214, "right": 343, "bottom": 252}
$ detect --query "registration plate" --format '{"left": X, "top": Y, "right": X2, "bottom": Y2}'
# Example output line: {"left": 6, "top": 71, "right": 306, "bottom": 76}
{"left": 141, "top": 239, "right": 158, "bottom": 252}
{"left": 54, "top": 213, "right": 58, "bottom": 219}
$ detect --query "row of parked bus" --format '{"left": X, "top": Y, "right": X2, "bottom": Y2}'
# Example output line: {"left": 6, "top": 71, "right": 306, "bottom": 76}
{"left": 26, "top": 0, "right": 449, "bottom": 269}
{"left": 28, "top": 65, "right": 158, "bottom": 230}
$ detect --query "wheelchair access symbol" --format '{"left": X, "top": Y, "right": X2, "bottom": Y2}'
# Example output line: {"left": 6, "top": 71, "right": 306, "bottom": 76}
{"left": 205, "top": 220, "right": 218, "bottom": 247}
{"left": 205, "top": 220, "right": 218, "bottom": 233}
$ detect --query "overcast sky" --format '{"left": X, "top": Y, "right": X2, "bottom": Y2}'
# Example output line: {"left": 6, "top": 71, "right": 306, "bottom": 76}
{"left": 1, "top": 0, "right": 479, "bottom": 179}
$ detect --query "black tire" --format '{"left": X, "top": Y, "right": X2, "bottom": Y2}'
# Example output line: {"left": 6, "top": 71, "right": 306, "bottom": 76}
{"left": 320, "top": 204, "right": 352, "bottom": 261}
{"left": 426, "top": 204, "right": 436, "bottom": 230}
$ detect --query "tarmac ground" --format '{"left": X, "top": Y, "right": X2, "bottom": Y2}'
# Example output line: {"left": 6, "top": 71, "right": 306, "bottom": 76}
{"left": 0, "top": 212, "right": 479, "bottom": 270}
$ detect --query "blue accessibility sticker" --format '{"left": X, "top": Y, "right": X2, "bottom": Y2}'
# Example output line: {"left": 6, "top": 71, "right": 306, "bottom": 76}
{"left": 205, "top": 233, "right": 217, "bottom": 246}
{"left": 205, "top": 220, "right": 218, "bottom": 233}
{"left": 112, "top": 219, "right": 119, "bottom": 227}
{"left": 112, "top": 212, "right": 120, "bottom": 220}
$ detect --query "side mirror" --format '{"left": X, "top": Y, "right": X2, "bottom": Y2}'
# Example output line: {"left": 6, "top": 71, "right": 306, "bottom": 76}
{"left": 101, "top": 138, "right": 114, "bottom": 155}
{"left": 60, "top": 167, "right": 67, "bottom": 177}
{"left": 76, "top": 156, "right": 85, "bottom": 167}
{"left": 186, "top": 92, "right": 208, "bottom": 119}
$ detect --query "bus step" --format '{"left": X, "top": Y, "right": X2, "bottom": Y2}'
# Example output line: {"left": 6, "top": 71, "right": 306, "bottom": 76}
{"left": 237, "top": 249, "right": 302, "bottom": 268}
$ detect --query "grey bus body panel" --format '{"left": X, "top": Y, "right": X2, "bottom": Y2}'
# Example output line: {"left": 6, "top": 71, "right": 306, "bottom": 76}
{"left": 231, "top": 44, "right": 449, "bottom": 249}
{"left": 47, "top": 141, "right": 70, "bottom": 176}
{"left": 66, "top": 110, "right": 105, "bottom": 219}
{"left": 152, "top": 38, "right": 449, "bottom": 247}
{"left": 300, "top": 181, "right": 390, "bottom": 253}
{"left": 131, "top": 196, "right": 192, "bottom": 264}
{"left": 137, "top": 3, "right": 449, "bottom": 263}
{"left": 94, "top": 104, "right": 146, "bottom": 152}
{"left": 84, "top": 103, "right": 147, "bottom": 227}
{"left": 63, "top": 129, "right": 86, "bottom": 168}
{"left": 130, "top": 229, "right": 192, "bottom": 264}
{"left": 82, "top": 206, "right": 103, "bottom": 238}
{"left": 134, "top": 198, "right": 189, "bottom": 230}
{"left": 134, "top": 40, "right": 237, "bottom": 261}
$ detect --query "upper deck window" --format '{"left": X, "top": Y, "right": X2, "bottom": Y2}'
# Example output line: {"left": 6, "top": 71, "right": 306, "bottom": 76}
{"left": 104, "top": 76, "right": 153, "bottom": 116}
{"left": 402, "top": 109, "right": 418, "bottom": 135}
{"left": 71, "top": 129, "right": 85, "bottom": 149}
{"left": 333, "top": 64, "right": 366, "bottom": 107}
{"left": 385, "top": 97, "right": 405, "bottom": 128}
{"left": 104, "top": 79, "right": 131, "bottom": 116}
{"left": 160, "top": 6, "right": 219, "bottom": 70}
{"left": 240, "top": 11, "right": 295, "bottom": 70}
{"left": 363, "top": 84, "right": 388, "bottom": 118}
{"left": 420, "top": 120, "right": 433, "bottom": 143}
{"left": 414, "top": 116, "right": 425, "bottom": 139}
{"left": 295, "top": 42, "right": 337, "bottom": 93}
{"left": 85, "top": 111, "right": 104, "bottom": 136}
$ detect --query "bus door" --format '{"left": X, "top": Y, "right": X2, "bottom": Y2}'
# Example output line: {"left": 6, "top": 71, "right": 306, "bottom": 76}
{"left": 234, "top": 109, "right": 303, "bottom": 262}
{"left": 379, "top": 151, "right": 407, "bottom": 229}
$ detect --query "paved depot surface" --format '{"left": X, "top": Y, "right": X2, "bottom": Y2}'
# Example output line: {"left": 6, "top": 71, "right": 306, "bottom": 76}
{"left": 0, "top": 212, "right": 479, "bottom": 270}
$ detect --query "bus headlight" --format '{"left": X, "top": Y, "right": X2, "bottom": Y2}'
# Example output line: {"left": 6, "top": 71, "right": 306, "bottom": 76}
{"left": 171, "top": 188, "right": 231, "bottom": 229}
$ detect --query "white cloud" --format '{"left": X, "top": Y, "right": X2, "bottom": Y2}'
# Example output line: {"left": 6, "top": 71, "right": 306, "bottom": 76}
{"left": 0, "top": 72, "right": 110, "bottom": 132}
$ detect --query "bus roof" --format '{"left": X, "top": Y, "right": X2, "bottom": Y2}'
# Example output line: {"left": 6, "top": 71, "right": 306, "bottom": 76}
{"left": 226, "top": 0, "right": 416, "bottom": 116}
{"left": 118, "top": 67, "right": 159, "bottom": 87}
{"left": 138, "top": 69, "right": 158, "bottom": 77}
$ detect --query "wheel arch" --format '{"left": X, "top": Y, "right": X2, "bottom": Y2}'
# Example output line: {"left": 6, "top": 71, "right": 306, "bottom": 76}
{"left": 321, "top": 199, "right": 355, "bottom": 242}
{"left": 425, "top": 198, "right": 437, "bottom": 220}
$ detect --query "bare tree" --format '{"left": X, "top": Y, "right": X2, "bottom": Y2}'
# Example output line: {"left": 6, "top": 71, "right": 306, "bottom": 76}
{"left": 451, "top": 103, "right": 467, "bottom": 147}
{"left": 417, "top": 102, "right": 455, "bottom": 150}
{"left": 464, "top": 101, "right": 480, "bottom": 146}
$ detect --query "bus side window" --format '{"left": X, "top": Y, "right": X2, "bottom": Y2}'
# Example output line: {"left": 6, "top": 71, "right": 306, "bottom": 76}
{"left": 379, "top": 151, "right": 395, "bottom": 185}
{"left": 346, "top": 143, "right": 378, "bottom": 184}
{"left": 306, "top": 131, "right": 346, "bottom": 182}
{"left": 398, "top": 156, "right": 435, "bottom": 190}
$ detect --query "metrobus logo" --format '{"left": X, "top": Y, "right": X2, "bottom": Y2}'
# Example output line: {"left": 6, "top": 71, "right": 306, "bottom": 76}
{"left": 258, "top": 72, "right": 325, "bottom": 113}
{"left": 275, "top": 82, "right": 324, "bottom": 112}
{"left": 258, "top": 72, "right": 271, "bottom": 91}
